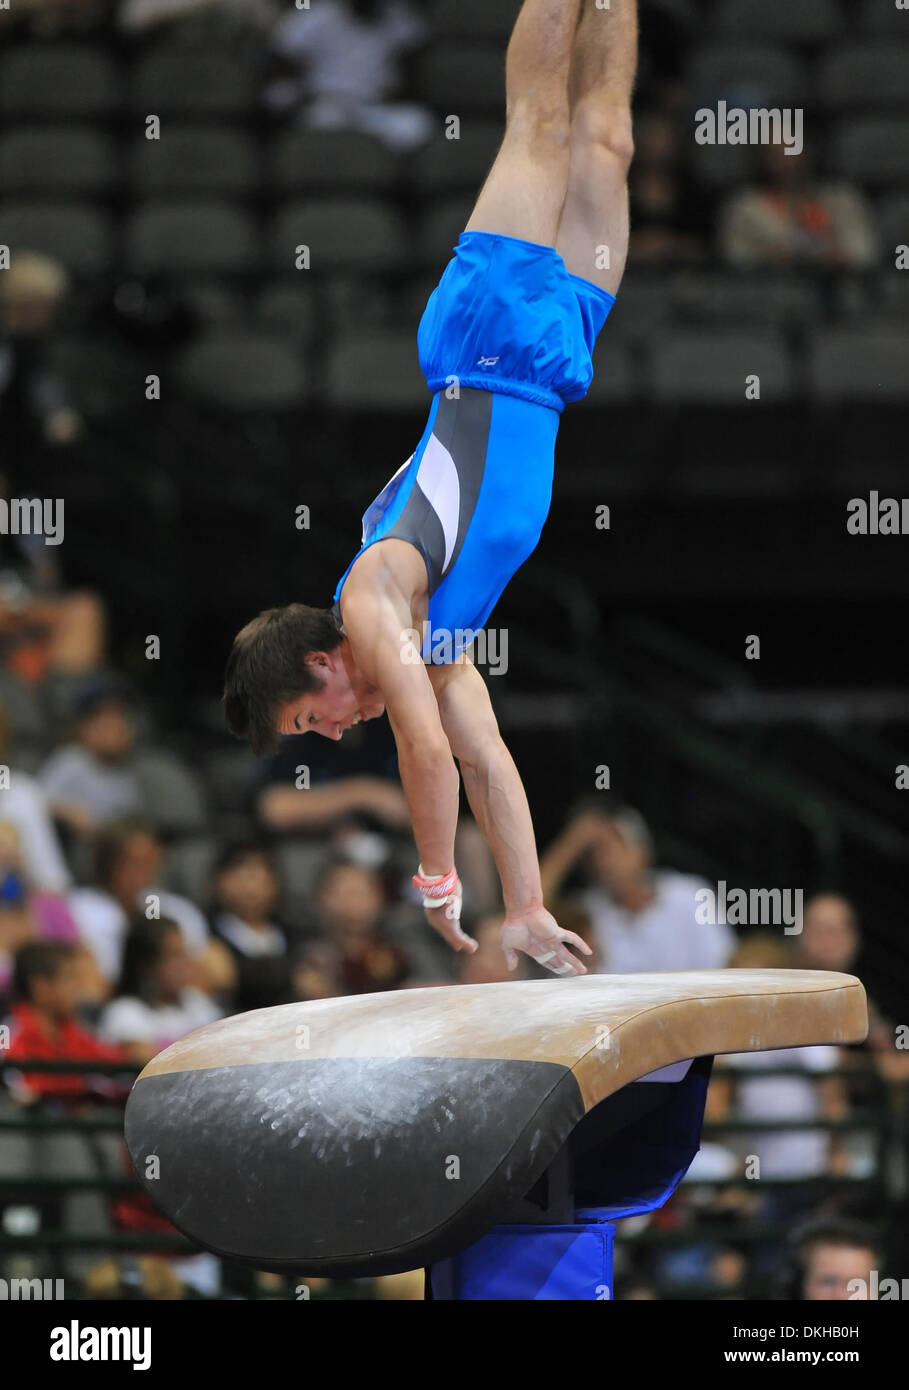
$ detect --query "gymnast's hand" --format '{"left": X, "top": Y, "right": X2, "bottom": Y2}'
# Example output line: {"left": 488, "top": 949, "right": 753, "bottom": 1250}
{"left": 413, "top": 866, "right": 479, "bottom": 954}
{"left": 501, "top": 907, "right": 593, "bottom": 977}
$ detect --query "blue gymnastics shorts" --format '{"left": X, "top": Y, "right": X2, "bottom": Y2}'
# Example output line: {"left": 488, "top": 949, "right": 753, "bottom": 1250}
{"left": 416, "top": 229, "right": 616, "bottom": 414}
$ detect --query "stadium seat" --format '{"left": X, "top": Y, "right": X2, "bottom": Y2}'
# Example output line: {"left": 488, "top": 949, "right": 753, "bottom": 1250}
{"left": 273, "top": 840, "right": 331, "bottom": 928}
{"left": 270, "top": 197, "right": 410, "bottom": 273}
{"left": 0, "top": 127, "right": 119, "bottom": 196}
{"left": 0, "top": 200, "right": 113, "bottom": 275}
{"left": 830, "top": 117, "right": 909, "bottom": 186}
{"left": 269, "top": 130, "right": 401, "bottom": 194}
{"left": 876, "top": 192, "right": 909, "bottom": 253}
{"left": 0, "top": 45, "right": 120, "bottom": 117}
{"left": 416, "top": 46, "right": 505, "bottom": 114}
{"left": 686, "top": 139, "right": 758, "bottom": 189}
{"left": 130, "top": 125, "right": 260, "bottom": 196}
{"left": 686, "top": 43, "right": 806, "bottom": 107}
{"left": 649, "top": 329, "right": 795, "bottom": 403}
{"left": 409, "top": 122, "right": 502, "bottom": 193}
{"left": 672, "top": 272, "right": 824, "bottom": 328}
{"left": 808, "top": 327, "right": 909, "bottom": 402}
{"left": 124, "top": 200, "right": 259, "bottom": 275}
{"left": 577, "top": 336, "right": 638, "bottom": 405}
{"left": 129, "top": 49, "right": 256, "bottom": 116}
{"left": 876, "top": 270, "right": 909, "bottom": 321}
{"left": 132, "top": 749, "right": 209, "bottom": 837}
{"left": 201, "top": 745, "right": 260, "bottom": 816}
{"left": 325, "top": 327, "right": 427, "bottom": 410}
{"left": 417, "top": 194, "right": 474, "bottom": 264}
{"left": 606, "top": 274, "right": 672, "bottom": 344}
{"left": 254, "top": 279, "right": 318, "bottom": 347}
{"left": 175, "top": 328, "right": 309, "bottom": 411}
{"left": 428, "top": 0, "right": 520, "bottom": 40}
{"left": 714, "top": 0, "right": 844, "bottom": 43}
{"left": 164, "top": 836, "right": 222, "bottom": 907}
{"left": 859, "top": 0, "right": 909, "bottom": 33}
{"left": 818, "top": 44, "right": 909, "bottom": 111}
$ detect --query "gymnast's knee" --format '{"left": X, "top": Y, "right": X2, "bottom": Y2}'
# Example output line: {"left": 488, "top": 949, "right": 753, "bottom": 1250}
{"left": 569, "top": 100, "right": 635, "bottom": 177}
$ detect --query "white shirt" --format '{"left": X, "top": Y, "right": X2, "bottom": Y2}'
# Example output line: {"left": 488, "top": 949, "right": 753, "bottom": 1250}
{"left": 724, "top": 1045, "right": 839, "bottom": 1178}
{"left": 579, "top": 870, "right": 735, "bottom": 974}
{"left": 99, "top": 989, "right": 221, "bottom": 1051}
{"left": 67, "top": 886, "right": 211, "bottom": 982}
{"left": 39, "top": 745, "right": 141, "bottom": 823}
{"left": 0, "top": 767, "right": 72, "bottom": 892}
{"left": 272, "top": 0, "right": 426, "bottom": 103}
{"left": 215, "top": 912, "right": 285, "bottom": 958}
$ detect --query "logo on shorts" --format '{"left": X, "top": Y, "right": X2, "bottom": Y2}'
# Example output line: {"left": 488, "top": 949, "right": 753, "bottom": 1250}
{"left": 477, "top": 355, "right": 500, "bottom": 367}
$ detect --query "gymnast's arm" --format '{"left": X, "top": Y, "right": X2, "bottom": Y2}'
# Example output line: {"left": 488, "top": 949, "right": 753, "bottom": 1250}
{"left": 428, "top": 659, "right": 591, "bottom": 974}
{"left": 340, "top": 588, "right": 460, "bottom": 885}
{"left": 428, "top": 657, "right": 540, "bottom": 916}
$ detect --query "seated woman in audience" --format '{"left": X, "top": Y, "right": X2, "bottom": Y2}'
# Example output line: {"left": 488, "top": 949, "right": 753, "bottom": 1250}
{"left": 209, "top": 841, "right": 297, "bottom": 1013}
{"left": 311, "top": 858, "right": 409, "bottom": 995}
{"left": 99, "top": 917, "right": 222, "bottom": 1063}
{"left": 67, "top": 817, "right": 235, "bottom": 998}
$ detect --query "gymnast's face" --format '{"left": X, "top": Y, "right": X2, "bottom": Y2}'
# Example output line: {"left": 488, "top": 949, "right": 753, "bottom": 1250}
{"left": 277, "top": 649, "right": 385, "bottom": 741}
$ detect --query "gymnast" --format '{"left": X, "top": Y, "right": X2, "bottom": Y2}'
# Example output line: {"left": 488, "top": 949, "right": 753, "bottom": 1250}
{"left": 223, "top": 0, "right": 638, "bottom": 976}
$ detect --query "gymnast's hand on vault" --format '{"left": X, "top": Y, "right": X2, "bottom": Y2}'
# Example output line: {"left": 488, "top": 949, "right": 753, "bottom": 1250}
{"left": 422, "top": 885, "right": 479, "bottom": 954}
{"left": 501, "top": 907, "right": 593, "bottom": 977}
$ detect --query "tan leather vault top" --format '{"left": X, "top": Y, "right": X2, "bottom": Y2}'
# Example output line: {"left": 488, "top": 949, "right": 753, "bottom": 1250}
{"left": 139, "top": 968, "right": 867, "bottom": 1113}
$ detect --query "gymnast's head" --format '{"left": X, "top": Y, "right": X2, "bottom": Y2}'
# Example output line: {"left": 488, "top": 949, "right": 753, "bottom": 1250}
{"left": 223, "top": 603, "right": 385, "bottom": 755}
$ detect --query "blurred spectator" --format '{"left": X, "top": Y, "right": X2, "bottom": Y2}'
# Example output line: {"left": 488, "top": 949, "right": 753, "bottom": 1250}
{"left": 67, "top": 817, "right": 235, "bottom": 995}
{"left": 267, "top": 0, "right": 432, "bottom": 152}
{"left": 725, "top": 934, "right": 847, "bottom": 1183}
{"left": 719, "top": 143, "right": 879, "bottom": 270}
{"left": 209, "top": 842, "right": 297, "bottom": 1012}
{"left": 256, "top": 725, "right": 410, "bottom": 856}
{"left": 775, "top": 1218, "right": 881, "bottom": 1301}
{"left": 39, "top": 681, "right": 142, "bottom": 838}
{"left": 629, "top": 103, "right": 712, "bottom": 265}
{"left": 0, "top": 820, "right": 108, "bottom": 1006}
{"left": 0, "top": 485, "right": 106, "bottom": 686}
{"left": 118, "top": 0, "right": 277, "bottom": 42}
{"left": 292, "top": 936, "right": 343, "bottom": 1001}
{"left": 98, "top": 918, "right": 221, "bottom": 1061}
{"left": 0, "top": 254, "right": 83, "bottom": 482}
{"left": 0, "top": 0, "right": 113, "bottom": 38}
{"left": 80, "top": 1256, "right": 190, "bottom": 1300}
{"left": 795, "top": 894, "right": 909, "bottom": 1089}
{"left": 0, "top": 702, "right": 72, "bottom": 892}
{"left": 457, "top": 912, "right": 527, "bottom": 985}
{"left": 792, "top": 892, "right": 858, "bottom": 974}
{"left": 541, "top": 802, "right": 734, "bottom": 972}
{"left": 310, "top": 857, "right": 409, "bottom": 993}
{"left": 3, "top": 942, "right": 127, "bottom": 1105}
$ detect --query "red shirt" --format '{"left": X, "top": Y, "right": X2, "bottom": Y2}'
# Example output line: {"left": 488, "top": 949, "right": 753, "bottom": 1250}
{"left": 5, "top": 1003, "right": 128, "bottom": 1103}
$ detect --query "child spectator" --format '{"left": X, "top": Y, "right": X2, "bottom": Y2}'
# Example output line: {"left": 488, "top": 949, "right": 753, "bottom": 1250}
{"left": 3, "top": 942, "right": 127, "bottom": 1105}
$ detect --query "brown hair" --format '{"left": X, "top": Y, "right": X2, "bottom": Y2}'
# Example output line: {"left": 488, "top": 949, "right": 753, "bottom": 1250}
{"left": 222, "top": 603, "right": 343, "bottom": 756}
